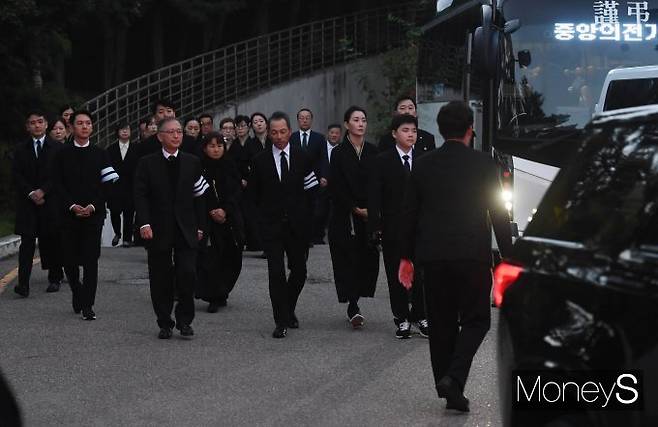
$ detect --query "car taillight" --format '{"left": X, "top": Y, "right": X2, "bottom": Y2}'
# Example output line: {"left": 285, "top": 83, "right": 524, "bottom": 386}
{"left": 493, "top": 262, "right": 524, "bottom": 307}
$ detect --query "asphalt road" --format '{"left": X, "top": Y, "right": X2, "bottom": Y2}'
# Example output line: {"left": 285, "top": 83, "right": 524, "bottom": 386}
{"left": 0, "top": 245, "right": 501, "bottom": 426}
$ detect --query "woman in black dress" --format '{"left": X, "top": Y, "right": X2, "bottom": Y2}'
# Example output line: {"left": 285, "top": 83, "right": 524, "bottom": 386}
{"left": 196, "top": 132, "right": 245, "bottom": 312}
{"left": 328, "top": 106, "right": 380, "bottom": 328}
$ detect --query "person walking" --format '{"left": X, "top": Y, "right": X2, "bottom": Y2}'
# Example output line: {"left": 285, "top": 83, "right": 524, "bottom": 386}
{"left": 328, "top": 106, "right": 379, "bottom": 328}
{"left": 249, "top": 111, "right": 319, "bottom": 338}
{"left": 399, "top": 101, "right": 513, "bottom": 412}
{"left": 134, "top": 117, "right": 208, "bottom": 339}
{"left": 107, "top": 123, "right": 139, "bottom": 247}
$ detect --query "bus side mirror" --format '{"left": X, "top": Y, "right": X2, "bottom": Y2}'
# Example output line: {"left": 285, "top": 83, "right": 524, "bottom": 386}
{"left": 473, "top": 5, "right": 501, "bottom": 78}
{"left": 517, "top": 50, "right": 531, "bottom": 68}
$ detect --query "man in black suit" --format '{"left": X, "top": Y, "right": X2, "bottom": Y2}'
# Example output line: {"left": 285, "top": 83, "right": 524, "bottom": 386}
{"left": 312, "top": 123, "right": 341, "bottom": 244}
{"left": 369, "top": 114, "right": 428, "bottom": 339}
{"left": 13, "top": 111, "right": 62, "bottom": 296}
{"left": 134, "top": 117, "right": 208, "bottom": 339}
{"left": 290, "top": 108, "right": 325, "bottom": 246}
{"left": 53, "top": 110, "right": 119, "bottom": 320}
{"left": 399, "top": 101, "right": 513, "bottom": 412}
{"left": 138, "top": 99, "right": 199, "bottom": 157}
{"left": 107, "top": 123, "right": 139, "bottom": 247}
{"left": 378, "top": 96, "right": 436, "bottom": 154}
{"left": 249, "top": 111, "right": 319, "bottom": 338}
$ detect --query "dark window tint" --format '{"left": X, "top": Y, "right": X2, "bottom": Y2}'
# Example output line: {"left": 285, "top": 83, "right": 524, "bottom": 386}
{"left": 525, "top": 122, "right": 658, "bottom": 254}
{"left": 604, "top": 78, "right": 658, "bottom": 112}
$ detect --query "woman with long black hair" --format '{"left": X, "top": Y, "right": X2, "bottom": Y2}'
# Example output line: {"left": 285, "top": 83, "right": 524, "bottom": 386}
{"left": 196, "top": 132, "right": 245, "bottom": 312}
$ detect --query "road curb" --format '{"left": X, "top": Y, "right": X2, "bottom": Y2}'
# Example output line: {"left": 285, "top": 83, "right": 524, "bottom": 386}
{"left": 0, "top": 235, "right": 20, "bottom": 260}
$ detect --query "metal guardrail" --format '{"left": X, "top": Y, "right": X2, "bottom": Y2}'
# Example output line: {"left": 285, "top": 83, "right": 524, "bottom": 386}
{"left": 83, "top": 2, "right": 430, "bottom": 147}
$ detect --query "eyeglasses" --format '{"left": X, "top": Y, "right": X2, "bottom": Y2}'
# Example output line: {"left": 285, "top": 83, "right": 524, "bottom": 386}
{"left": 159, "top": 129, "right": 183, "bottom": 135}
{"left": 236, "top": 124, "right": 249, "bottom": 129}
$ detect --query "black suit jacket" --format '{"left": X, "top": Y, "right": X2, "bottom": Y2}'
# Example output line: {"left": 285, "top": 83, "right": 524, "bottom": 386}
{"left": 400, "top": 141, "right": 513, "bottom": 265}
{"left": 249, "top": 144, "right": 318, "bottom": 242}
{"left": 12, "top": 137, "right": 61, "bottom": 235}
{"left": 368, "top": 148, "right": 414, "bottom": 243}
{"left": 378, "top": 128, "right": 436, "bottom": 155}
{"left": 107, "top": 141, "right": 139, "bottom": 209}
{"left": 134, "top": 151, "right": 207, "bottom": 250}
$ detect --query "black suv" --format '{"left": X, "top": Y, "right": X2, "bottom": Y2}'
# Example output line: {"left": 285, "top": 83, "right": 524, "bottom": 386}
{"left": 495, "top": 106, "right": 658, "bottom": 427}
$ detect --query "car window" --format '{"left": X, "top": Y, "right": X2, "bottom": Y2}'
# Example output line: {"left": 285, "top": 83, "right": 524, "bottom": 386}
{"left": 525, "top": 123, "right": 658, "bottom": 254}
{"left": 604, "top": 78, "right": 658, "bottom": 112}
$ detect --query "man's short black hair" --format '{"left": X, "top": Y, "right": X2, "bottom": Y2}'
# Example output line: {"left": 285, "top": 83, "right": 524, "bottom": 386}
{"left": 327, "top": 123, "right": 341, "bottom": 131}
{"left": 25, "top": 110, "right": 47, "bottom": 121}
{"left": 390, "top": 114, "right": 417, "bottom": 131}
{"left": 234, "top": 115, "right": 250, "bottom": 126}
{"left": 269, "top": 111, "right": 291, "bottom": 129}
{"left": 436, "top": 101, "right": 473, "bottom": 140}
{"left": 70, "top": 110, "right": 95, "bottom": 125}
{"left": 343, "top": 106, "right": 367, "bottom": 123}
{"left": 297, "top": 108, "right": 313, "bottom": 119}
{"left": 219, "top": 117, "right": 235, "bottom": 129}
{"left": 198, "top": 113, "right": 213, "bottom": 123}
{"left": 394, "top": 96, "right": 417, "bottom": 110}
{"left": 152, "top": 99, "right": 175, "bottom": 114}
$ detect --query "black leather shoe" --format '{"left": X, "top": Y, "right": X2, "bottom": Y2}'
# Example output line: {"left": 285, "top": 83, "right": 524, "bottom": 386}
{"left": 179, "top": 325, "right": 194, "bottom": 338}
{"left": 46, "top": 282, "right": 61, "bottom": 293}
{"left": 272, "top": 326, "right": 287, "bottom": 338}
{"left": 81, "top": 308, "right": 96, "bottom": 320}
{"left": 437, "top": 376, "right": 470, "bottom": 412}
{"left": 111, "top": 234, "right": 121, "bottom": 247}
{"left": 289, "top": 314, "right": 299, "bottom": 329}
{"left": 158, "top": 327, "right": 173, "bottom": 339}
{"left": 14, "top": 285, "right": 29, "bottom": 298}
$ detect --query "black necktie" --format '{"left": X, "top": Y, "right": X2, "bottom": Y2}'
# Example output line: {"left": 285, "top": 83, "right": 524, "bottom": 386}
{"left": 302, "top": 132, "right": 308, "bottom": 148}
{"left": 402, "top": 154, "right": 411, "bottom": 173}
{"left": 280, "top": 151, "right": 289, "bottom": 182}
{"left": 36, "top": 140, "right": 43, "bottom": 159}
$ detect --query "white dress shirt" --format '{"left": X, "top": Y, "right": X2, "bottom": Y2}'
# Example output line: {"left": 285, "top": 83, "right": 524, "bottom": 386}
{"left": 326, "top": 141, "right": 337, "bottom": 163}
{"left": 395, "top": 145, "right": 413, "bottom": 170}
{"left": 162, "top": 148, "right": 179, "bottom": 159}
{"left": 272, "top": 143, "right": 291, "bottom": 180}
{"left": 32, "top": 137, "right": 44, "bottom": 157}
{"left": 119, "top": 140, "right": 130, "bottom": 160}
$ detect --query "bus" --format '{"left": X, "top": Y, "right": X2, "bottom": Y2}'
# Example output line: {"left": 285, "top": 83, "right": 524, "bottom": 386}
{"left": 417, "top": 0, "right": 658, "bottom": 234}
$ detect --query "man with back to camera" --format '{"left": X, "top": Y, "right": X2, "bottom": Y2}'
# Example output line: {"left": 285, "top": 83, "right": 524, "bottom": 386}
{"left": 378, "top": 96, "right": 436, "bottom": 154}
{"left": 13, "top": 111, "right": 63, "bottom": 296}
{"left": 134, "top": 117, "right": 208, "bottom": 339}
{"left": 368, "top": 114, "right": 429, "bottom": 339}
{"left": 249, "top": 111, "right": 319, "bottom": 338}
{"left": 399, "top": 101, "right": 512, "bottom": 412}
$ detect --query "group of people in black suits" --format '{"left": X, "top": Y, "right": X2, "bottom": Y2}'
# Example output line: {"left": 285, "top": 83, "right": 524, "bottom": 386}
{"left": 12, "top": 98, "right": 512, "bottom": 413}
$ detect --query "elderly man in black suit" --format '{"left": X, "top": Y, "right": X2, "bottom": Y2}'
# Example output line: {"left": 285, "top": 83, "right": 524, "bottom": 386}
{"left": 369, "top": 114, "right": 429, "bottom": 340}
{"left": 249, "top": 111, "right": 319, "bottom": 338}
{"left": 12, "top": 111, "right": 62, "bottom": 296}
{"left": 107, "top": 123, "right": 139, "bottom": 247}
{"left": 399, "top": 101, "right": 513, "bottom": 412}
{"left": 378, "top": 96, "right": 436, "bottom": 154}
{"left": 134, "top": 117, "right": 208, "bottom": 339}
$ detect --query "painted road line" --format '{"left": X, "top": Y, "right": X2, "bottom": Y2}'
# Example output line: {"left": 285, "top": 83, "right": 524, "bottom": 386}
{"left": 0, "top": 258, "right": 40, "bottom": 295}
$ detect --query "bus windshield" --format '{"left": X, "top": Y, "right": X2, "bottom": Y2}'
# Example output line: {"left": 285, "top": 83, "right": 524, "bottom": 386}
{"left": 499, "top": 0, "right": 658, "bottom": 144}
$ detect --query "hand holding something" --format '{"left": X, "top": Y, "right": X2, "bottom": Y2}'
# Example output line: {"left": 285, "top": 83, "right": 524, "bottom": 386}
{"left": 398, "top": 258, "right": 414, "bottom": 290}
{"left": 140, "top": 226, "right": 153, "bottom": 240}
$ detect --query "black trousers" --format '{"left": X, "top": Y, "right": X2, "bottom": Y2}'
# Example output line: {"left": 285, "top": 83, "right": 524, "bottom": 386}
{"left": 423, "top": 261, "right": 492, "bottom": 393}
{"left": 263, "top": 223, "right": 308, "bottom": 327}
{"left": 61, "top": 224, "right": 103, "bottom": 309}
{"left": 110, "top": 207, "right": 135, "bottom": 242}
{"left": 382, "top": 242, "right": 426, "bottom": 323}
{"left": 312, "top": 188, "right": 330, "bottom": 243}
{"left": 147, "top": 245, "right": 197, "bottom": 329}
{"left": 196, "top": 227, "right": 243, "bottom": 303}
{"left": 18, "top": 231, "right": 60, "bottom": 288}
